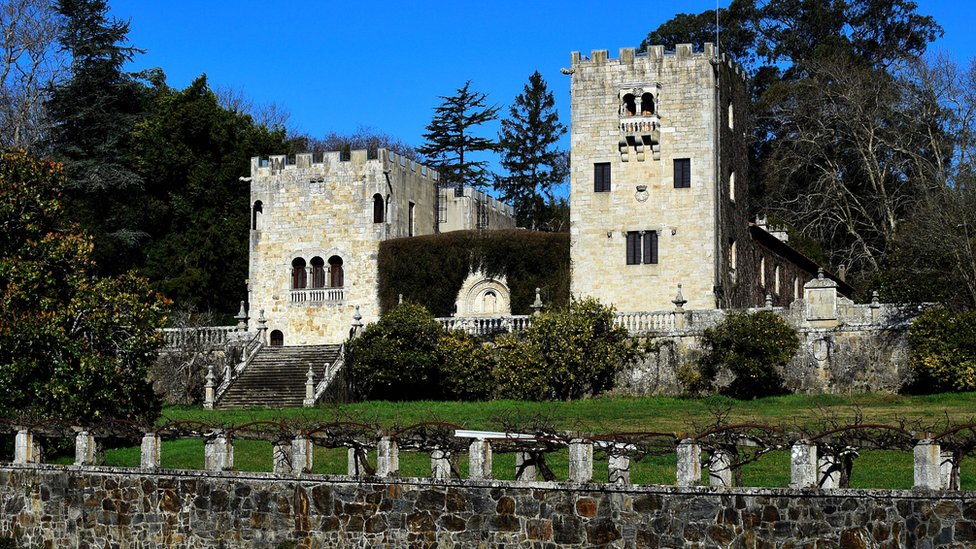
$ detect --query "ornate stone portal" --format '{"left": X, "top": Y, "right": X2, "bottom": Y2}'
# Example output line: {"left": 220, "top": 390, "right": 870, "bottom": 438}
{"left": 454, "top": 271, "right": 512, "bottom": 317}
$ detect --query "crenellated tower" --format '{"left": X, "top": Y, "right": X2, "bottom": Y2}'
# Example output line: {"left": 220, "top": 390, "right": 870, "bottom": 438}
{"left": 568, "top": 43, "right": 753, "bottom": 311}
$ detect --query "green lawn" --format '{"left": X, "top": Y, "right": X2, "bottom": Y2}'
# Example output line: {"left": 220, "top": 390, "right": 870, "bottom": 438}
{"left": 41, "top": 393, "right": 976, "bottom": 489}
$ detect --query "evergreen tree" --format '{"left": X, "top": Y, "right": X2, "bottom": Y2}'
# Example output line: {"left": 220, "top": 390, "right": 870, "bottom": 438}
{"left": 418, "top": 81, "right": 499, "bottom": 194}
{"left": 44, "top": 0, "right": 150, "bottom": 274}
{"left": 495, "top": 71, "right": 568, "bottom": 229}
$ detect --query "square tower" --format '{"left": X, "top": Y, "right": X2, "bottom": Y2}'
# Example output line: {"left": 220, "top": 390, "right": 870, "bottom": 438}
{"left": 569, "top": 43, "right": 752, "bottom": 311}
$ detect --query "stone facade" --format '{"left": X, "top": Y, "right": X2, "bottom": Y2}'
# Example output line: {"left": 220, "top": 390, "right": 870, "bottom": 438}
{"left": 569, "top": 44, "right": 752, "bottom": 312}
{"left": 439, "top": 186, "right": 515, "bottom": 233}
{"left": 247, "top": 150, "right": 515, "bottom": 346}
{"left": 3, "top": 465, "right": 975, "bottom": 548}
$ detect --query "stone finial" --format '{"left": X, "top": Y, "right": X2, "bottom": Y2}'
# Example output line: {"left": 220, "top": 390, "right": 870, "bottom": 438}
{"left": 531, "top": 288, "right": 544, "bottom": 316}
{"left": 765, "top": 293, "right": 773, "bottom": 308}
{"left": 398, "top": 293, "right": 403, "bottom": 305}
{"left": 234, "top": 300, "right": 248, "bottom": 331}
{"left": 257, "top": 309, "right": 268, "bottom": 344}
{"left": 871, "top": 290, "right": 880, "bottom": 307}
{"left": 204, "top": 363, "right": 216, "bottom": 410}
{"left": 350, "top": 305, "right": 364, "bottom": 339}
{"left": 672, "top": 284, "right": 687, "bottom": 311}
{"left": 817, "top": 268, "right": 825, "bottom": 280}
{"left": 303, "top": 364, "right": 315, "bottom": 407}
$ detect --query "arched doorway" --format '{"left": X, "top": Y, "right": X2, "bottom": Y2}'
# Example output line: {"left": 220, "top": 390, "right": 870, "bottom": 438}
{"left": 270, "top": 330, "right": 283, "bottom": 347}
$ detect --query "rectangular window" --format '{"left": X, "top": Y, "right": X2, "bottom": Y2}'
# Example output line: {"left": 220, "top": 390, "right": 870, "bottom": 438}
{"left": 594, "top": 162, "right": 611, "bottom": 192}
{"left": 408, "top": 201, "right": 415, "bottom": 237}
{"left": 626, "top": 230, "right": 658, "bottom": 265}
{"left": 674, "top": 158, "right": 691, "bottom": 188}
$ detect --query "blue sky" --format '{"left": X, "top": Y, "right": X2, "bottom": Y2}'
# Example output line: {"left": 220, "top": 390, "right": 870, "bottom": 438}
{"left": 111, "top": 0, "right": 976, "bottom": 178}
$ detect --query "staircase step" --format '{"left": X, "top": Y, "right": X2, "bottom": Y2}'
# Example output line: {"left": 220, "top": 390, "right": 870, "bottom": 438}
{"left": 216, "top": 344, "right": 342, "bottom": 409}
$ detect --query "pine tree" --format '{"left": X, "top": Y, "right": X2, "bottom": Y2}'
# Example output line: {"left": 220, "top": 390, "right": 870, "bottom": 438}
{"left": 495, "top": 71, "right": 568, "bottom": 229}
{"left": 418, "top": 81, "right": 499, "bottom": 194}
{"left": 45, "top": 0, "right": 150, "bottom": 273}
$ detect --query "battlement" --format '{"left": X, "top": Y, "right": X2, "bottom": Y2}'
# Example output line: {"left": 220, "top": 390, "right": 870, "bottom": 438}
{"left": 570, "top": 42, "right": 746, "bottom": 80}
{"left": 250, "top": 148, "right": 440, "bottom": 182}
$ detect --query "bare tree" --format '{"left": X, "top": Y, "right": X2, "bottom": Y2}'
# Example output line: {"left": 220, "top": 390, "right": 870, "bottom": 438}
{"left": 0, "top": 0, "right": 66, "bottom": 151}
{"left": 214, "top": 84, "right": 291, "bottom": 130}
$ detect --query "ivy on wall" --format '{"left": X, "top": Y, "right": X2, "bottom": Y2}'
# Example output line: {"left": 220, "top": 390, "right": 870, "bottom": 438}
{"left": 378, "top": 230, "right": 570, "bottom": 316}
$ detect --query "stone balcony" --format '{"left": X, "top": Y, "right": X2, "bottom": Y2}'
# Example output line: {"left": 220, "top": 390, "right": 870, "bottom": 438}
{"left": 290, "top": 287, "right": 345, "bottom": 304}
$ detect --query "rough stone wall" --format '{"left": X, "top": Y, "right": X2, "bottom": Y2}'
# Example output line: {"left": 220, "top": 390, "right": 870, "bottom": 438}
{"left": 569, "top": 44, "right": 750, "bottom": 312}
{"left": 439, "top": 187, "right": 516, "bottom": 232}
{"left": 2, "top": 465, "right": 975, "bottom": 548}
{"left": 616, "top": 325, "right": 911, "bottom": 396}
{"left": 247, "top": 150, "right": 436, "bottom": 345}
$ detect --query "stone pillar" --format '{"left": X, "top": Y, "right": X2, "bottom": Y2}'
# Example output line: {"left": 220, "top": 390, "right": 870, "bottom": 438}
{"left": 568, "top": 439, "right": 593, "bottom": 483}
{"left": 515, "top": 451, "right": 537, "bottom": 481}
{"left": 14, "top": 429, "right": 39, "bottom": 464}
{"left": 140, "top": 433, "right": 161, "bottom": 470}
{"left": 818, "top": 454, "right": 840, "bottom": 489}
{"left": 914, "top": 439, "right": 942, "bottom": 490}
{"left": 257, "top": 309, "right": 268, "bottom": 344}
{"left": 204, "top": 433, "right": 234, "bottom": 472}
{"left": 870, "top": 291, "right": 881, "bottom": 323}
{"left": 676, "top": 439, "right": 701, "bottom": 487}
{"left": 431, "top": 449, "right": 451, "bottom": 479}
{"left": 303, "top": 364, "right": 315, "bottom": 408}
{"left": 74, "top": 430, "right": 98, "bottom": 466}
{"left": 789, "top": 440, "right": 818, "bottom": 489}
{"left": 608, "top": 454, "right": 631, "bottom": 485}
{"left": 468, "top": 439, "right": 492, "bottom": 480}
{"left": 203, "top": 363, "right": 216, "bottom": 410}
{"left": 672, "top": 284, "right": 687, "bottom": 330}
{"left": 376, "top": 437, "right": 399, "bottom": 477}
{"left": 941, "top": 450, "right": 958, "bottom": 490}
{"left": 707, "top": 449, "right": 733, "bottom": 488}
{"left": 804, "top": 269, "right": 839, "bottom": 328}
{"left": 272, "top": 441, "right": 292, "bottom": 474}
{"left": 291, "top": 437, "right": 313, "bottom": 474}
{"left": 347, "top": 447, "right": 365, "bottom": 476}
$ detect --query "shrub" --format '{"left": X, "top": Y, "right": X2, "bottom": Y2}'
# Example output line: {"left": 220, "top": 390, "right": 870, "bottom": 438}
{"left": 908, "top": 307, "right": 976, "bottom": 393}
{"left": 495, "top": 297, "right": 642, "bottom": 400}
{"left": 437, "top": 331, "right": 497, "bottom": 400}
{"left": 694, "top": 310, "right": 799, "bottom": 399}
{"left": 344, "top": 302, "right": 444, "bottom": 400}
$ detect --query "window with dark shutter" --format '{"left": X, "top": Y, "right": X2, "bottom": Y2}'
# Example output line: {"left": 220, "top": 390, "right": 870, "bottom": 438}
{"left": 674, "top": 158, "right": 691, "bottom": 188}
{"left": 594, "top": 162, "right": 611, "bottom": 192}
{"left": 626, "top": 231, "right": 641, "bottom": 264}
{"left": 643, "top": 231, "right": 658, "bottom": 264}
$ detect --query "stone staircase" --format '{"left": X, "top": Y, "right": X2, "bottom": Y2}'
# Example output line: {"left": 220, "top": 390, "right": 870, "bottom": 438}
{"left": 217, "top": 344, "right": 342, "bottom": 409}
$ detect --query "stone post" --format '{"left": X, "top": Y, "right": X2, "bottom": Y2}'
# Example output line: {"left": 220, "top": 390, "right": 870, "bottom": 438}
{"left": 914, "top": 439, "right": 942, "bottom": 490}
{"left": 140, "top": 433, "right": 161, "bottom": 470}
{"left": 14, "top": 429, "right": 39, "bottom": 464}
{"left": 941, "top": 450, "right": 958, "bottom": 490}
{"left": 870, "top": 291, "right": 881, "bottom": 323}
{"left": 350, "top": 305, "right": 364, "bottom": 339}
{"left": 789, "top": 440, "right": 818, "bottom": 489}
{"left": 234, "top": 300, "right": 248, "bottom": 331}
{"left": 818, "top": 454, "right": 840, "bottom": 489}
{"left": 204, "top": 363, "right": 216, "bottom": 410}
{"left": 376, "top": 437, "right": 399, "bottom": 477}
{"left": 257, "top": 309, "right": 268, "bottom": 344}
{"left": 568, "top": 439, "right": 594, "bottom": 483}
{"left": 347, "top": 447, "right": 365, "bottom": 476}
{"left": 530, "top": 288, "right": 544, "bottom": 316}
{"left": 204, "top": 432, "right": 234, "bottom": 472}
{"left": 468, "top": 439, "right": 493, "bottom": 480}
{"left": 608, "top": 454, "right": 631, "bottom": 485}
{"left": 672, "top": 284, "right": 687, "bottom": 330}
{"left": 74, "top": 430, "right": 98, "bottom": 466}
{"left": 676, "top": 439, "right": 701, "bottom": 487}
{"left": 272, "top": 441, "right": 292, "bottom": 474}
{"left": 303, "top": 364, "right": 315, "bottom": 408}
{"left": 765, "top": 293, "right": 773, "bottom": 308}
{"left": 431, "top": 449, "right": 451, "bottom": 479}
{"left": 707, "top": 449, "right": 733, "bottom": 488}
{"left": 291, "top": 437, "right": 313, "bottom": 474}
{"left": 515, "top": 451, "right": 537, "bottom": 481}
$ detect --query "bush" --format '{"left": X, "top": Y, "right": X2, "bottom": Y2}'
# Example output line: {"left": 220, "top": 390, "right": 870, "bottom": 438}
{"left": 495, "top": 297, "right": 642, "bottom": 400}
{"left": 344, "top": 302, "right": 444, "bottom": 400}
{"left": 692, "top": 310, "right": 799, "bottom": 399}
{"left": 908, "top": 307, "right": 976, "bottom": 393}
{"left": 436, "top": 331, "right": 496, "bottom": 400}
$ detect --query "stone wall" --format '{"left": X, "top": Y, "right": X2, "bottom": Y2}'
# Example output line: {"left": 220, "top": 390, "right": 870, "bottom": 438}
{"left": 2, "top": 465, "right": 974, "bottom": 548}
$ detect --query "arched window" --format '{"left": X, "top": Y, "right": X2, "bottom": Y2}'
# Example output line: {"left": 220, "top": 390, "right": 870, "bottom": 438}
{"left": 270, "top": 330, "right": 283, "bottom": 347}
{"left": 483, "top": 290, "right": 497, "bottom": 314}
{"left": 640, "top": 92, "right": 654, "bottom": 115}
{"left": 372, "top": 193, "right": 384, "bottom": 223}
{"left": 328, "top": 256, "right": 344, "bottom": 288}
{"left": 252, "top": 200, "right": 263, "bottom": 230}
{"left": 291, "top": 257, "right": 307, "bottom": 289}
{"left": 622, "top": 94, "right": 636, "bottom": 116}
{"left": 310, "top": 256, "right": 325, "bottom": 288}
